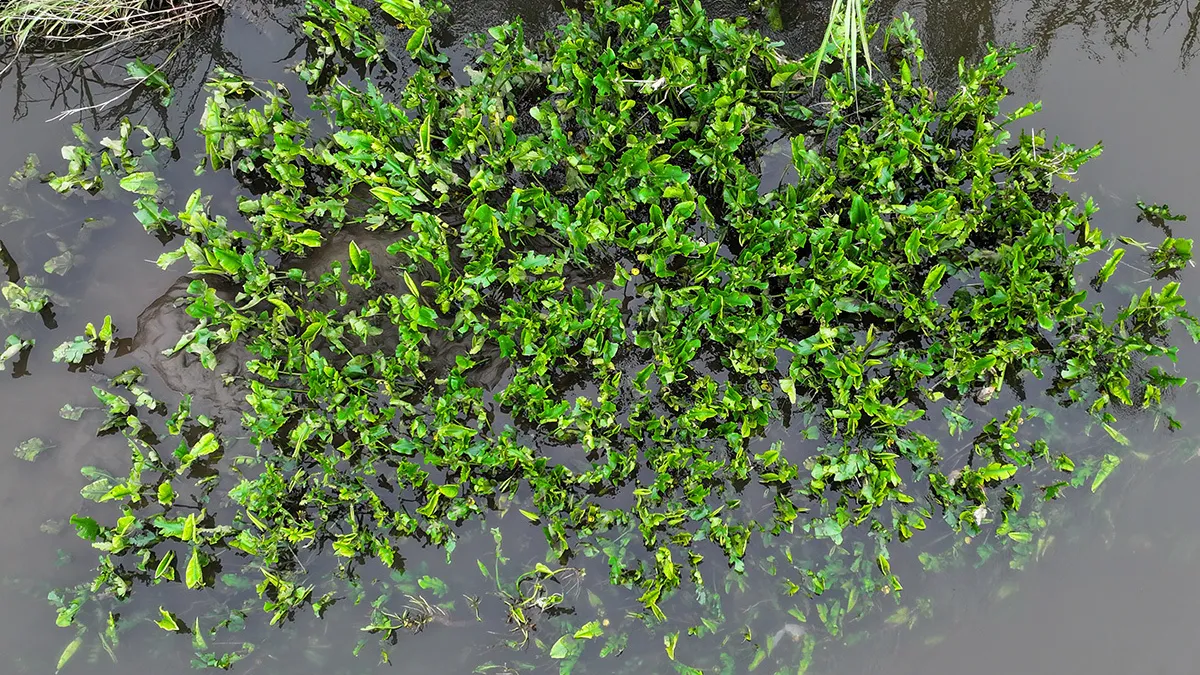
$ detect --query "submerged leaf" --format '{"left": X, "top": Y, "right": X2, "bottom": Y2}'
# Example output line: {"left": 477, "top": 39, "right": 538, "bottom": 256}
{"left": 549, "top": 634, "right": 578, "bottom": 659}
{"left": 1091, "top": 454, "right": 1121, "bottom": 493}
{"left": 13, "top": 437, "right": 52, "bottom": 461}
{"left": 43, "top": 251, "right": 76, "bottom": 276}
{"left": 55, "top": 635, "right": 83, "bottom": 673}
{"left": 1102, "top": 423, "right": 1130, "bottom": 447}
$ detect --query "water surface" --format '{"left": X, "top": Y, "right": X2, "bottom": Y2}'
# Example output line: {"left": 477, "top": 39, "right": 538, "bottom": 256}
{"left": 1, "top": 0, "right": 1199, "bottom": 672}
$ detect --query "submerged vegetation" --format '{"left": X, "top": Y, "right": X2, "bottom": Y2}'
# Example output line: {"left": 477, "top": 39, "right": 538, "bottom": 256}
{"left": 6, "top": 0, "right": 1197, "bottom": 672}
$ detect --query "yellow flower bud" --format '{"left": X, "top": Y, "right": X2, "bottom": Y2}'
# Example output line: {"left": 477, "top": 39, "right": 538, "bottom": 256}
{"left": 630, "top": 268, "right": 640, "bottom": 276}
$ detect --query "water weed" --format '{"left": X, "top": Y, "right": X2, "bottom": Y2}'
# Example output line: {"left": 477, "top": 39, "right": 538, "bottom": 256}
{"left": 25, "top": 0, "right": 1200, "bottom": 672}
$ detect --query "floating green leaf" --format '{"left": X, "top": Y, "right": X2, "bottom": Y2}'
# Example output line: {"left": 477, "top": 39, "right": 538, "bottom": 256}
{"left": 51, "top": 337, "right": 95, "bottom": 364}
{"left": 155, "top": 607, "right": 181, "bottom": 632}
{"left": 0, "top": 334, "right": 31, "bottom": 370}
{"left": 118, "top": 171, "right": 159, "bottom": 196}
{"left": 574, "top": 620, "right": 603, "bottom": 639}
{"left": 185, "top": 548, "right": 204, "bottom": 589}
{"left": 126, "top": 58, "right": 174, "bottom": 106}
{"left": 664, "top": 631, "right": 679, "bottom": 660}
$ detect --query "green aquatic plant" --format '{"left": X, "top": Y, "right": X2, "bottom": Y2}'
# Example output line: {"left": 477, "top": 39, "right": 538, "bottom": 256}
{"left": 51, "top": 315, "right": 118, "bottom": 364}
{"left": 0, "top": 333, "right": 33, "bottom": 369}
{"left": 814, "top": 0, "right": 873, "bottom": 88}
{"left": 31, "top": 0, "right": 1200, "bottom": 672}
{"left": 1137, "top": 200, "right": 1187, "bottom": 225}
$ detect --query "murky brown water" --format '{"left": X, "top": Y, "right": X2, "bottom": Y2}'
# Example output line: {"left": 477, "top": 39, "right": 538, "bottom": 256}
{"left": 2, "top": 0, "right": 1200, "bottom": 672}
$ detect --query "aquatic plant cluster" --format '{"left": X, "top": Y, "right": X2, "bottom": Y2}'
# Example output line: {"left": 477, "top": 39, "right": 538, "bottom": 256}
{"left": 32, "top": 0, "right": 1199, "bottom": 671}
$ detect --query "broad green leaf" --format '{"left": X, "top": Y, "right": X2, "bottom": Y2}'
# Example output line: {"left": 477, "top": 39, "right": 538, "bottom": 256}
{"left": 574, "top": 620, "right": 603, "bottom": 639}
{"left": 155, "top": 607, "right": 180, "bottom": 631}
{"left": 157, "top": 481, "right": 176, "bottom": 506}
{"left": 437, "top": 423, "right": 475, "bottom": 440}
{"left": 406, "top": 25, "right": 428, "bottom": 55}
{"left": 191, "top": 432, "right": 219, "bottom": 458}
{"left": 417, "top": 574, "right": 447, "bottom": 597}
{"left": 56, "top": 635, "right": 83, "bottom": 673}
{"left": 79, "top": 478, "right": 111, "bottom": 501}
{"left": 192, "top": 617, "right": 207, "bottom": 650}
{"left": 1095, "top": 248, "right": 1124, "bottom": 286}
{"left": 849, "top": 194, "right": 870, "bottom": 227}
{"left": 13, "top": 436, "right": 51, "bottom": 461}
{"left": 780, "top": 378, "right": 797, "bottom": 404}
{"left": 549, "top": 635, "right": 579, "bottom": 660}
{"left": 293, "top": 229, "right": 322, "bottom": 247}
{"left": 0, "top": 334, "right": 31, "bottom": 370}
{"left": 1091, "top": 453, "right": 1121, "bottom": 493}
{"left": 154, "top": 550, "right": 176, "bottom": 580}
{"left": 922, "top": 263, "right": 946, "bottom": 295}
{"left": 59, "top": 403, "right": 86, "bottom": 420}
{"left": 903, "top": 228, "right": 922, "bottom": 263}
{"left": 1102, "top": 423, "right": 1129, "bottom": 446}
{"left": 212, "top": 248, "right": 242, "bottom": 274}
{"left": 69, "top": 515, "right": 100, "bottom": 541}
{"left": 44, "top": 250, "right": 76, "bottom": 275}
{"left": 2, "top": 281, "right": 49, "bottom": 312}
{"left": 977, "top": 462, "right": 1017, "bottom": 482}
{"left": 118, "top": 171, "right": 159, "bottom": 196}
{"left": 126, "top": 58, "right": 173, "bottom": 106}
{"left": 97, "top": 315, "right": 113, "bottom": 343}
{"left": 1055, "top": 454, "right": 1075, "bottom": 472}
{"left": 185, "top": 548, "right": 204, "bottom": 588}
{"left": 748, "top": 645, "right": 767, "bottom": 670}
{"left": 220, "top": 573, "right": 254, "bottom": 591}
{"left": 348, "top": 240, "right": 368, "bottom": 274}
{"left": 52, "top": 337, "right": 95, "bottom": 364}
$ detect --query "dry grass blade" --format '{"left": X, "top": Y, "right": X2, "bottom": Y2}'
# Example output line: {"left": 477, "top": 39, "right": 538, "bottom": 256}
{"left": 0, "top": 0, "right": 222, "bottom": 72}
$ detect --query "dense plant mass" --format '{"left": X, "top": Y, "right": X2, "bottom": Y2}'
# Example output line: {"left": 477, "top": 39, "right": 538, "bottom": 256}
{"left": 39, "top": 0, "right": 1198, "bottom": 671}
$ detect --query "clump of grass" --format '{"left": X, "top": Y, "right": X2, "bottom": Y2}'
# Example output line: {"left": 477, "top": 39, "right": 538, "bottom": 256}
{"left": 0, "top": 0, "right": 221, "bottom": 57}
{"left": 815, "top": 0, "right": 875, "bottom": 88}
